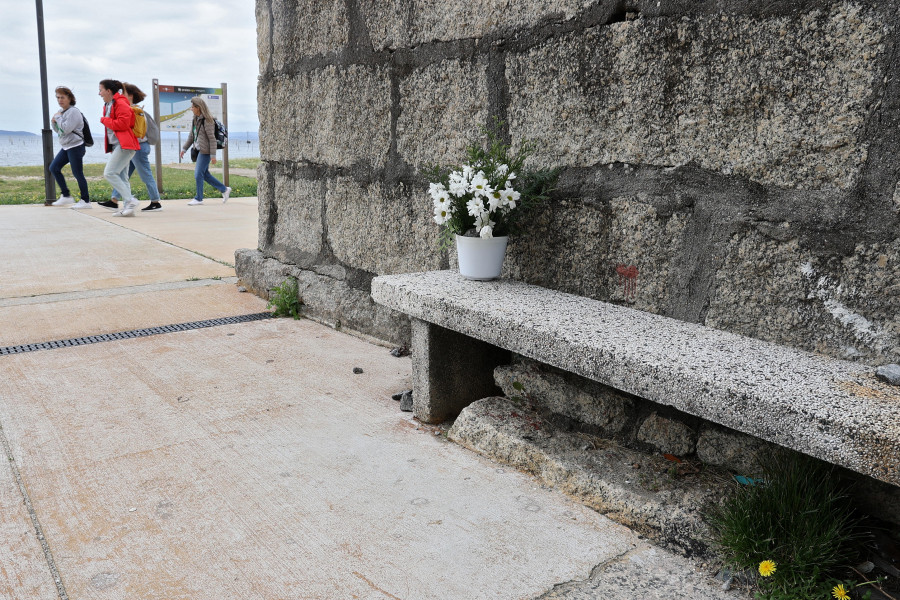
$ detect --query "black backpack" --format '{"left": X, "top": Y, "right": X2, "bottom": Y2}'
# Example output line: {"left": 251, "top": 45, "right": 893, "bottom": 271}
{"left": 79, "top": 112, "right": 94, "bottom": 147}
{"left": 213, "top": 118, "right": 227, "bottom": 149}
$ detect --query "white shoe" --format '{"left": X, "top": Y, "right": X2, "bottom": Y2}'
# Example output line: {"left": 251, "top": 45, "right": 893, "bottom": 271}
{"left": 52, "top": 195, "right": 74, "bottom": 206}
{"left": 124, "top": 197, "right": 139, "bottom": 215}
{"left": 222, "top": 187, "right": 231, "bottom": 203}
{"left": 70, "top": 200, "right": 92, "bottom": 209}
{"left": 188, "top": 199, "right": 203, "bottom": 206}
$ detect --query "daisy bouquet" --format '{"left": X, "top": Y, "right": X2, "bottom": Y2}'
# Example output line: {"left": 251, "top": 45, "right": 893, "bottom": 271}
{"left": 424, "top": 124, "right": 559, "bottom": 249}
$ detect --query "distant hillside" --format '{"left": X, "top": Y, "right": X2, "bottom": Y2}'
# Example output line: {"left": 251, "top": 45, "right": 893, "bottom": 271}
{"left": 0, "top": 130, "right": 38, "bottom": 136}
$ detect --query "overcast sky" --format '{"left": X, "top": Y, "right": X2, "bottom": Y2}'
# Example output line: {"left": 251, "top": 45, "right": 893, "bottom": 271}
{"left": 0, "top": 0, "right": 260, "bottom": 134}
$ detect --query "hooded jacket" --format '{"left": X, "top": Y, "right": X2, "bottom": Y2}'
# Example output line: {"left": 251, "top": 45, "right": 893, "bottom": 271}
{"left": 100, "top": 92, "right": 140, "bottom": 152}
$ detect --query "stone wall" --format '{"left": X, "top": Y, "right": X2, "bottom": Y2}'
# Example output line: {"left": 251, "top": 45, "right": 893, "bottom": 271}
{"left": 242, "top": 0, "right": 900, "bottom": 366}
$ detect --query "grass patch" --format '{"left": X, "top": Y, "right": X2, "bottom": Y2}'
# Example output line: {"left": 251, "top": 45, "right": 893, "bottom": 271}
{"left": 707, "top": 452, "right": 864, "bottom": 599}
{"left": 267, "top": 278, "right": 302, "bottom": 319}
{"left": 0, "top": 162, "right": 257, "bottom": 205}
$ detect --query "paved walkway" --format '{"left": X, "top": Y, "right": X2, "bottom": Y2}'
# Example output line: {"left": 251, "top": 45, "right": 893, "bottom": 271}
{"left": 0, "top": 200, "right": 744, "bottom": 599}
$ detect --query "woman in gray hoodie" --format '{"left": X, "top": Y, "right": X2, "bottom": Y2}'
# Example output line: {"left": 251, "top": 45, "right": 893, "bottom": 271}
{"left": 49, "top": 86, "right": 91, "bottom": 208}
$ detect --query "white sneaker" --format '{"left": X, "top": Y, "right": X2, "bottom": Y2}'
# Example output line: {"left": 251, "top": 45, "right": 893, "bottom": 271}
{"left": 188, "top": 199, "right": 203, "bottom": 206}
{"left": 52, "top": 195, "right": 74, "bottom": 206}
{"left": 222, "top": 187, "right": 232, "bottom": 203}
{"left": 70, "top": 200, "right": 92, "bottom": 209}
{"left": 123, "top": 197, "right": 139, "bottom": 216}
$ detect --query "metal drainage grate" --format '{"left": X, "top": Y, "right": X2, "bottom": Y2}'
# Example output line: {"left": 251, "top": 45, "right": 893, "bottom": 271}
{"left": 0, "top": 312, "right": 273, "bottom": 356}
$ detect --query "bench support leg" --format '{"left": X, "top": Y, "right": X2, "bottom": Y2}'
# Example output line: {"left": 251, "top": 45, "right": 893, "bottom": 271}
{"left": 411, "top": 318, "right": 510, "bottom": 424}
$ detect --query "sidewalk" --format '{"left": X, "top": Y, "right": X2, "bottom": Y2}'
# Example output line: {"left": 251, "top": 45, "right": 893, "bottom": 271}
{"left": 0, "top": 200, "right": 744, "bottom": 599}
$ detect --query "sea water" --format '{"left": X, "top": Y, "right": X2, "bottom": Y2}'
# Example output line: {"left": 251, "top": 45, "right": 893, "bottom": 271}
{"left": 0, "top": 132, "right": 260, "bottom": 167}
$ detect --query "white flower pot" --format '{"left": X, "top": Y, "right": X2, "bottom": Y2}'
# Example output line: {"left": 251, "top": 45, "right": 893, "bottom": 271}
{"left": 455, "top": 235, "right": 508, "bottom": 281}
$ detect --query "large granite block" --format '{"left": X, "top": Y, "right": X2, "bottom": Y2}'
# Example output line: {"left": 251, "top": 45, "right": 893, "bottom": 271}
{"left": 259, "top": 67, "right": 391, "bottom": 167}
{"left": 507, "top": 4, "right": 883, "bottom": 190}
{"left": 261, "top": 173, "right": 325, "bottom": 267}
{"left": 324, "top": 177, "right": 444, "bottom": 275}
{"left": 269, "top": 0, "right": 348, "bottom": 68}
{"left": 359, "top": 0, "right": 596, "bottom": 50}
{"left": 707, "top": 232, "right": 900, "bottom": 364}
{"left": 397, "top": 58, "right": 489, "bottom": 168}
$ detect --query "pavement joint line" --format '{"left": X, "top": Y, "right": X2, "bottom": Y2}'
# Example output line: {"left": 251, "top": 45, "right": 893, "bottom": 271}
{"left": 0, "top": 277, "right": 238, "bottom": 308}
{"left": 0, "top": 423, "right": 69, "bottom": 600}
{"left": 0, "top": 312, "right": 273, "bottom": 356}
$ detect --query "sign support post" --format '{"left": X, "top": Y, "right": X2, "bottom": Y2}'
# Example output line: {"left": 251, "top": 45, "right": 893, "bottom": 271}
{"left": 222, "top": 82, "right": 229, "bottom": 187}
{"left": 152, "top": 79, "right": 163, "bottom": 194}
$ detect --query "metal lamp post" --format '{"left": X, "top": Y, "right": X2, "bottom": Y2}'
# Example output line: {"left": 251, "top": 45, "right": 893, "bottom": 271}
{"left": 36, "top": 0, "right": 56, "bottom": 204}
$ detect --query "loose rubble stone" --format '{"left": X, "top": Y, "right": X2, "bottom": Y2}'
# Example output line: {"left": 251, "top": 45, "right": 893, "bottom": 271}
{"left": 399, "top": 391, "right": 414, "bottom": 412}
{"left": 494, "top": 362, "right": 632, "bottom": 434}
{"left": 392, "top": 389, "right": 412, "bottom": 401}
{"left": 636, "top": 413, "right": 696, "bottom": 457}
{"left": 876, "top": 364, "right": 900, "bottom": 386}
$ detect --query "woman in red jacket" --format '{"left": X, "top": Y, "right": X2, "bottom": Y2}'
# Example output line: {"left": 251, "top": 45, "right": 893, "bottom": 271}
{"left": 99, "top": 79, "right": 141, "bottom": 217}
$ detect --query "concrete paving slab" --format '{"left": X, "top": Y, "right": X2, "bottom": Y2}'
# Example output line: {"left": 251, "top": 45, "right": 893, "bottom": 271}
{"left": 86, "top": 197, "right": 259, "bottom": 266}
{"left": 0, "top": 279, "right": 267, "bottom": 347}
{"left": 0, "top": 206, "right": 234, "bottom": 299}
{"left": 0, "top": 318, "right": 641, "bottom": 600}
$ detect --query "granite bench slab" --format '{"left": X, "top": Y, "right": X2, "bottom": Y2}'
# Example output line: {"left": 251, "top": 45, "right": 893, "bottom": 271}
{"left": 371, "top": 270, "right": 900, "bottom": 487}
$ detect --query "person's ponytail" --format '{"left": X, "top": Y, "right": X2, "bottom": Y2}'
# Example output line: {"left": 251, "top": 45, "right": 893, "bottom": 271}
{"left": 99, "top": 79, "right": 123, "bottom": 94}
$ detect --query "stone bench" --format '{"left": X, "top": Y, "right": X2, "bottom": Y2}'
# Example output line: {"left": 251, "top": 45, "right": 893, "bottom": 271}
{"left": 371, "top": 270, "right": 900, "bottom": 488}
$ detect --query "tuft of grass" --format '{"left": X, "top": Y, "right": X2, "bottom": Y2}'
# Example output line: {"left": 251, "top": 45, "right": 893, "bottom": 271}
{"left": 706, "top": 452, "right": 863, "bottom": 600}
{"left": 267, "top": 278, "right": 302, "bottom": 319}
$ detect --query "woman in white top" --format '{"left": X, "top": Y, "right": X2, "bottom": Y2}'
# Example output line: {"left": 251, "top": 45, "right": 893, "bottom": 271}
{"left": 49, "top": 86, "right": 92, "bottom": 208}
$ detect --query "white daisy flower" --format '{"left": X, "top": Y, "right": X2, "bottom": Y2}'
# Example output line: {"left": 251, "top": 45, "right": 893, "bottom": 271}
{"left": 466, "top": 197, "right": 484, "bottom": 217}
{"left": 433, "top": 207, "right": 452, "bottom": 225}
{"left": 469, "top": 171, "right": 490, "bottom": 196}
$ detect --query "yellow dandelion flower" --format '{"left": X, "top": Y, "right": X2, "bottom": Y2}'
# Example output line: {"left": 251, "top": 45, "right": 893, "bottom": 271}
{"left": 758, "top": 560, "right": 777, "bottom": 577}
{"left": 832, "top": 584, "right": 850, "bottom": 600}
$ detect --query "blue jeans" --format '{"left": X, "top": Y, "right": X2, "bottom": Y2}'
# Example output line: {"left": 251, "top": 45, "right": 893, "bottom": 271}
{"left": 103, "top": 144, "right": 136, "bottom": 201}
{"left": 49, "top": 144, "right": 90, "bottom": 201}
{"left": 193, "top": 152, "right": 226, "bottom": 200}
{"left": 112, "top": 141, "right": 161, "bottom": 201}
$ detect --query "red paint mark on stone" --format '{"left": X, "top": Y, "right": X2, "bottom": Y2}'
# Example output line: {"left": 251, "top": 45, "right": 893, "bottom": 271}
{"left": 615, "top": 264, "right": 638, "bottom": 299}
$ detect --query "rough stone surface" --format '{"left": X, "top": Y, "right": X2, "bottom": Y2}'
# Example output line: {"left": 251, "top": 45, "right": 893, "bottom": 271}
{"left": 411, "top": 319, "right": 509, "bottom": 423}
{"left": 371, "top": 270, "right": 900, "bottom": 487}
{"left": 268, "top": 0, "right": 348, "bottom": 68}
{"left": 359, "top": 0, "right": 597, "bottom": 50}
{"left": 507, "top": 4, "right": 883, "bottom": 191}
{"left": 696, "top": 425, "right": 774, "bottom": 476}
{"left": 325, "top": 178, "right": 443, "bottom": 275}
{"left": 494, "top": 362, "right": 632, "bottom": 434}
{"left": 707, "top": 234, "right": 900, "bottom": 364}
{"left": 448, "top": 397, "right": 726, "bottom": 558}
{"left": 536, "top": 543, "right": 744, "bottom": 600}
{"left": 258, "top": 166, "right": 324, "bottom": 266}
{"left": 397, "top": 58, "right": 490, "bottom": 169}
{"left": 636, "top": 413, "right": 697, "bottom": 457}
{"left": 258, "top": 66, "right": 391, "bottom": 167}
